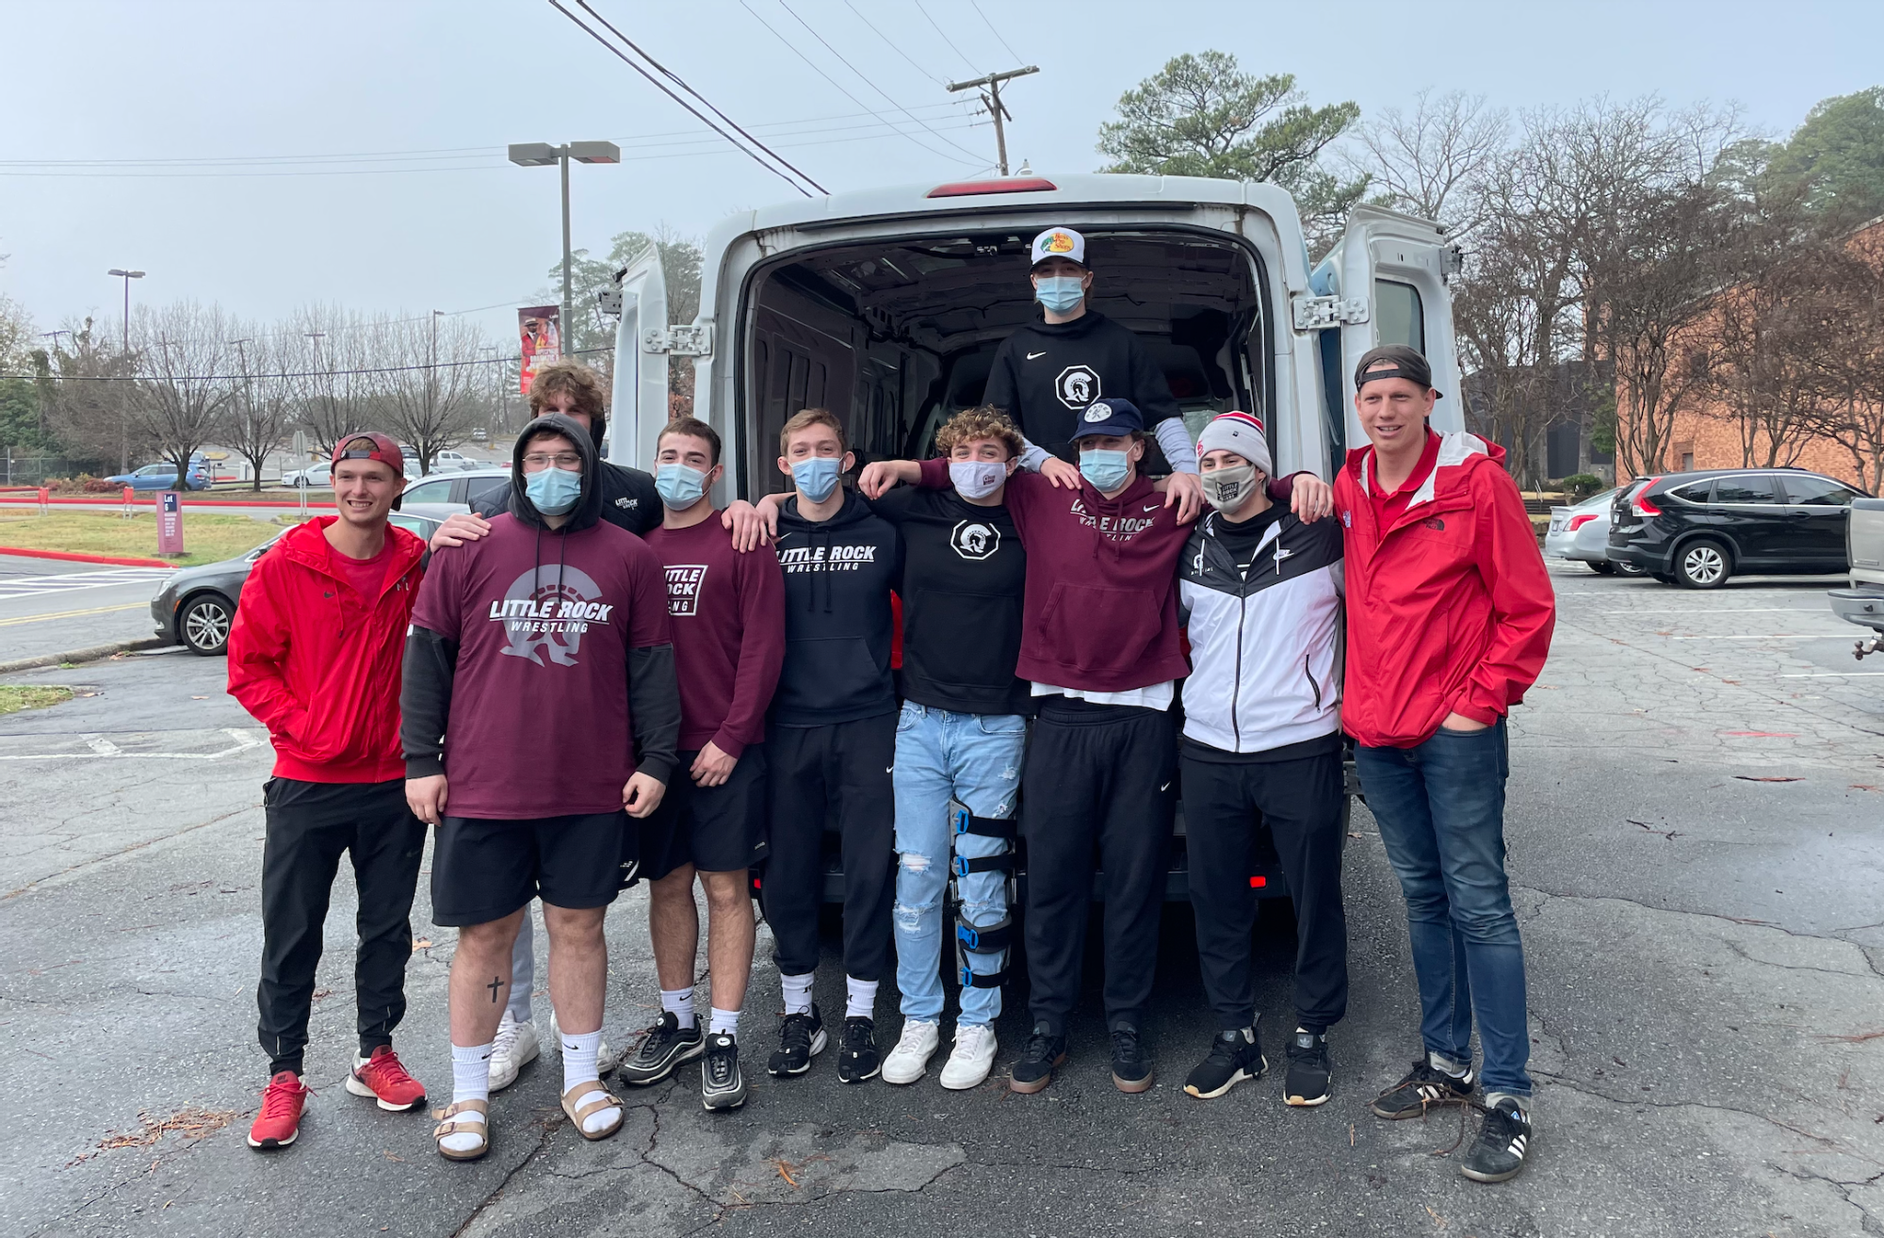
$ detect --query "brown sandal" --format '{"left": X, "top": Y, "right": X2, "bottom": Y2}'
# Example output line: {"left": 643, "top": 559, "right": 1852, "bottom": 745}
{"left": 432, "top": 1098, "right": 490, "bottom": 1161}
{"left": 561, "top": 1080, "right": 624, "bottom": 1141}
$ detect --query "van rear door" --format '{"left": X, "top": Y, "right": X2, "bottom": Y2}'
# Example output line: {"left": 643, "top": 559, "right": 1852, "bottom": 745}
{"left": 607, "top": 247, "right": 671, "bottom": 470}
{"left": 1313, "top": 205, "right": 1463, "bottom": 451}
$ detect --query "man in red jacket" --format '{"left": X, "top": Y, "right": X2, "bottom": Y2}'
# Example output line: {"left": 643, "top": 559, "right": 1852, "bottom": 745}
{"left": 227, "top": 431, "right": 430, "bottom": 1151}
{"left": 1334, "top": 345, "right": 1555, "bottom": 1185}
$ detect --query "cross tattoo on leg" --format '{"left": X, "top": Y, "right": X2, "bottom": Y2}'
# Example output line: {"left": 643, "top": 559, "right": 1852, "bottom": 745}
{"left": 488, "top": 976, "right": 505, "bottom": 1003}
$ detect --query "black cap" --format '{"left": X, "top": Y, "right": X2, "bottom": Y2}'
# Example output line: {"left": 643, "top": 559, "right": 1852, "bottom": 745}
{"left": 1069, "top": 397, "right": 1145, "bottom": 440}
{"left": 1355, "top": 344, "right": 1443, "bottom": 399}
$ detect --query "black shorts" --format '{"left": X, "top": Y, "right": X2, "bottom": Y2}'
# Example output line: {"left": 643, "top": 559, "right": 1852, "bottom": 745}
{"left": 431, "top": 811, "right": 631, "bottom": 927}
{"left": 640, "top": 747, "right": 770, "bottom": 881}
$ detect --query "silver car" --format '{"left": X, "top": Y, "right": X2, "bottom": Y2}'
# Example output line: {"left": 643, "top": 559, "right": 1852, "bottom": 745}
{"left": 1546, "top": 488, "right": 1644, "bottom": 576}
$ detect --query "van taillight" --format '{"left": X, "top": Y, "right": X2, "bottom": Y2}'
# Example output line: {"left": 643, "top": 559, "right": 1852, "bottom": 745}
{"left": 925, "top": 177, "right": 1058, "bottom": 198}
{"left": 1632, "top": 481, "right": 1663, "bottom": 518}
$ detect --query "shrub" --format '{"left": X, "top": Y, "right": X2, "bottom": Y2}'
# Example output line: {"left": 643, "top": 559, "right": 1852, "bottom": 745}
{"left": 1562, "top": 473, "right": 1604, "bottom": 502}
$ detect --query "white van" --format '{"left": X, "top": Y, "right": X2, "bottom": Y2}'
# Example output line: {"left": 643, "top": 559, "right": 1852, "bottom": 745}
{"left": 605, "top": 172, "right": 1462, "bottom": 496}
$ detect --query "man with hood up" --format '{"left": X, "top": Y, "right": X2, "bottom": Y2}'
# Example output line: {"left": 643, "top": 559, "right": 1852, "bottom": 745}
{"left": 401, "top": 414, "right": 679, "bottom": 1162}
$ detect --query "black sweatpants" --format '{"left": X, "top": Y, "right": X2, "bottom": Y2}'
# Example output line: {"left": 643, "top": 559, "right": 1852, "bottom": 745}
{"left": 1180, "top": 744, "right": 1348, "bottom": 1033}
{"left": 764, "top": 713, "right": 895, "bottom": 982}
{"left": 257, "top": 778, "right": 427, "bottom": 1076}
{"left": 1021, "top": 699, "right": 1178, "bottom": 1035}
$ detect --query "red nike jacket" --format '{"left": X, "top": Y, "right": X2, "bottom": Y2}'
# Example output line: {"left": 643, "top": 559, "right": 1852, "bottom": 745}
{"left": 1333, "top": 431, "right": 1555, "bottom": 749}
{"left": 227, "top": 517, "right": 426, "bottom": 782}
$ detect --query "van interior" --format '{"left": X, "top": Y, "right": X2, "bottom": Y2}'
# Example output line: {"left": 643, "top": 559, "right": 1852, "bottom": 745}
{"left": 739, "top": 229, "right": 1269, "bottom": 497}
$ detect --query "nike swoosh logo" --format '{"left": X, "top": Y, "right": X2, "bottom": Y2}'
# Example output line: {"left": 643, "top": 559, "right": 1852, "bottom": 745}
{"left": 885, "top": 766, "right": 895, "bottom": 773}
{"left": 1143, "top": 502, "right": 1162, "bottom": 512}
{"left": 1026, "top": 351, "right": 1047, "bottom": 360}
{"left": 1159, "top": 782, "right": 1171, "bottom": 792}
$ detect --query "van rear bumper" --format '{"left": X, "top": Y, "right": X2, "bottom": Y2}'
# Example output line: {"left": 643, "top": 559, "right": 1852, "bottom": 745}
{"left": 1828, "top": 586, "right": 1884, "bottom": 633}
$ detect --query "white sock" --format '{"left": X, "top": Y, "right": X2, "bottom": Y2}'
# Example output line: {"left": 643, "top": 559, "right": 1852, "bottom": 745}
{"left": 708, "top": 1006, "right": 740, "bottom": 1037}
{"left": 444, "top": 1042, "right": 492, "bottom": 1154}
{"left": 560, "top": 1028, "right": 620, "bottom": 1135}
{"left": 845, "top": 976, "right": 878, "bottom": 1021}
{"left": 1429, "top": 1049, "right": 1471, "bottom": 1079}
{"left": 781, "top": 971, "right": 814, "bottom": 1016}
{"left": 660, "top": 986, "right": 696, "bottom": 1029}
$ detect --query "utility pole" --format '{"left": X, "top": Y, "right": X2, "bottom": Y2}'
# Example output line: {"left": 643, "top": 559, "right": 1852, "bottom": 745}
{"left": 946, "top": 66, "right": 1039, "bottom": 176}
{"left": 230, "top": 338, "right": 256, "bottom": 489}
{"left": 107, "top": 268, "right": 145, "bottom": 473}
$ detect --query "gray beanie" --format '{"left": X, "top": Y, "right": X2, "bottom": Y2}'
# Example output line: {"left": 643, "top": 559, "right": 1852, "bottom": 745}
{"left": 1196, "top": 411, "right": 1272, "bottom": 476}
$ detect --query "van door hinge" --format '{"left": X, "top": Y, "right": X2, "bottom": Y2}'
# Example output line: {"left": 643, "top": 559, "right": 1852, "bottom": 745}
{"left": 1291, "top": 294, "right": 1369, "bottom": 332}
{"left": 641, "top": 325, "right": 712, "bottom": 356}
{"left": 596, "top": 287, "right": 624, "bottom": 317}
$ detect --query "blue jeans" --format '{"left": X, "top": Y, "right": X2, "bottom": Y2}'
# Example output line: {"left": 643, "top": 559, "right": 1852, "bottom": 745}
{"left": 1355, "top": 719, "right": 1531, "bottom": 1098}
{"left": 892, "top": 702, "right": 1025, "bottom": 1027}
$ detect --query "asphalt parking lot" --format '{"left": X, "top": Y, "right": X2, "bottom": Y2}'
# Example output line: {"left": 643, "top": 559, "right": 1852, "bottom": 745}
{"left": 1, "top": 561, "right": 1880, "bottom": 1238}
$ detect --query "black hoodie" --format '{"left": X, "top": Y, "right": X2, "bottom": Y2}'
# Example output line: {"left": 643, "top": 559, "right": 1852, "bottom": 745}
{"left": 470, "top": 413, "right": 660, "bottom": 537}
{"left": 983, "top": 310, "right": 1183, "bottom": 463}
{"left": 770, "top": 490, "right": 903, "bottom": 727}
{"left": 400, "top": 414, "right": 681, "bottom": 811}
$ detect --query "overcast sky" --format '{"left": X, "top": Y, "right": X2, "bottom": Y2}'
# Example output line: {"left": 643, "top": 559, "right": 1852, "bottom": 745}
{"left": 3, "top": 0, "right": 1881, "bottom": 353}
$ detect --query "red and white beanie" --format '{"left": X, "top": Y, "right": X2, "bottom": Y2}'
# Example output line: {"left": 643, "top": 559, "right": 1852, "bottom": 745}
{"left": 1196, "top": 411, "right": 1272, "bottom": 476}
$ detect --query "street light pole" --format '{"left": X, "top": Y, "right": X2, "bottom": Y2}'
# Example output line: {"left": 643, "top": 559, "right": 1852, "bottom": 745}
{"left": 107, "top": 268, "right": 145, "bottom": 473}
{"left": 509, "top": 142, "right": 620, "bottom": 359}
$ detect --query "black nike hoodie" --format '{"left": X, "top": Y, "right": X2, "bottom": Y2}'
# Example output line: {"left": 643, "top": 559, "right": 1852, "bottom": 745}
{"left": 770, "top": 490, "right": 903, "bottom": 726}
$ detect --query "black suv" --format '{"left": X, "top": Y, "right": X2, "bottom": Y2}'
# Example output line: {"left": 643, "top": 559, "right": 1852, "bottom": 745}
{"left": 1607, "top": 468, "right": 1869, "bottom": 588}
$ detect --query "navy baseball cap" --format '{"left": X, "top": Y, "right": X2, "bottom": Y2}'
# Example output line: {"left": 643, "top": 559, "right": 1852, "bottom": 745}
{"left": 1070, "top": 397, "right": 1145, "bottom": 440}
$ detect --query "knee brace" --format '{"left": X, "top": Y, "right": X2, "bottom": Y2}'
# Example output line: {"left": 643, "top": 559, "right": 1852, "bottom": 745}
{"left": 948, "top": 797, "right": 1015, "bottom": 989}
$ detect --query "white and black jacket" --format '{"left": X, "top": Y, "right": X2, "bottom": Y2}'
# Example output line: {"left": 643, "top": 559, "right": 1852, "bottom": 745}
{"left": 1178, "top": 509, "right": 1344, "bottom": 755}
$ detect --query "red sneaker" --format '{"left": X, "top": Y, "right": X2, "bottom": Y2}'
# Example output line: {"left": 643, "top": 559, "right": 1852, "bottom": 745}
{"left": 345, "top": 1045, "right": 427, "bottom": 1111}
{"left": 248, "top": 1071, "right": 309, "bottom": 1150}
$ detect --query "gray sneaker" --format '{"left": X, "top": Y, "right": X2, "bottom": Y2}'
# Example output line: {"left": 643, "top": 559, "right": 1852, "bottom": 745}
{"left": 701, "top": 1032, "right": 747, "bottom": 1111}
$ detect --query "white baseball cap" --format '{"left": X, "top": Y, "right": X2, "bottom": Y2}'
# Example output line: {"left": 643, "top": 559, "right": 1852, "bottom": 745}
{"left": 1030, "top": 226, "right": 1086, "bottom": 268}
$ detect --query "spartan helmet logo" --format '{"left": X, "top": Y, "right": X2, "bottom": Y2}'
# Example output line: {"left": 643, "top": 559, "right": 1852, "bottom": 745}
{"left": 950, "top": 519, "right": 1000, "bottom": 562}
{"left": 1055, "top": 364, "right": 1100, "bottom": 410}
{"left": 498, "top": 563, "right": 605, "bottom": 666}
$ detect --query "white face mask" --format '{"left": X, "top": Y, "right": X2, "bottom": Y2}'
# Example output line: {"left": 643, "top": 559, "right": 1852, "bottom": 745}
{"left": 949, "top": 459, "right": 1007, "bottom": 500}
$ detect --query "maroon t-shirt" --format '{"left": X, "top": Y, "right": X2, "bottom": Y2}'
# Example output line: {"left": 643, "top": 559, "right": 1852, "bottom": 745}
{"left": 644, "top": 516, "right": 786, "bottom": 759}
{"left": 410, "top": 514, "right": 671, "bottom": 818}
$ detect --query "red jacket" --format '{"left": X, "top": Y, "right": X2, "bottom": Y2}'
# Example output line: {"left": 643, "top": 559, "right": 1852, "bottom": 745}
{"left": 227, "top": 517, "right": 426, "bottom": 782}
{"left": 1334, "top": 431, "right": 1555, "bottom": 748}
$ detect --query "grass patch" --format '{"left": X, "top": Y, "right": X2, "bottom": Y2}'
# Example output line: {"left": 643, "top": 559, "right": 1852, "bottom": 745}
{"left": 0, "top": 510, "right": 283, "bottom": 565}
{"left": 0, "top": 685, "right": 74, "bottom": 714}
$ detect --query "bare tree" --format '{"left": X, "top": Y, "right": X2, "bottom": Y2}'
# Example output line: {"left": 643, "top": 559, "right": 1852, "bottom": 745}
{"left": 361, "top": 313, "right": 486, "bottom": 472}
{"left": 285, "top": 303, "right": 367, "bottom": 457}
{"left": 39, "top": 316, "right": 141, "bottom": 472}
{"left": 225, "top": 328, "right": 297, "bottom": 491}
{"left": 1804, "top": 233, "right": 1884, "bottom": 494}
{"left": 1346, "top": 89, "right": 1509, "bottom": 237}
{"left": 132, "top": 301, "right": 235, "bottom": 488}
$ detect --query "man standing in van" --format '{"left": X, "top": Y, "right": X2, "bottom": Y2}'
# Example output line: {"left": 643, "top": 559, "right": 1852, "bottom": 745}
{"left": 1336, "top": 345, "right": 1554, "bottom": 1184}
{"left": 985, "top": 227, "right": 1205, "bottom": 521}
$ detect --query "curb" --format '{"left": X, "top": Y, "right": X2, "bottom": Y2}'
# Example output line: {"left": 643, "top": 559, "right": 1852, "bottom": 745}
{"left": 0, "top": 637, "right": 167, "bottom": 676}
{"left": 0, "top": 546, "right": 176, "bottom": 568}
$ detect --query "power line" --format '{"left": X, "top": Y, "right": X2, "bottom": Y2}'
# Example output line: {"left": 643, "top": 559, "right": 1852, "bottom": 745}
{"left": 841, "top": 0, "right": 945, "bottom": 86}
{"left": 546, "top": 0, "right": 820, "bottom": 196}
{"left": 572, "top": 0, "right": 829, "bottom": 195}
{"left": 8, "top": 346, "right": 613, "bottom": 385}
{"left": 737, "top": 0, "right": 982, "bottom": 170}
{"left": 912, "top": 0, "right": 983, "bottom": 76}
{"left": 773, "top": 0, "right": 986, "bottom": 164}
{"left": 969, "top": 0, "right": 1023, "bottom": 64}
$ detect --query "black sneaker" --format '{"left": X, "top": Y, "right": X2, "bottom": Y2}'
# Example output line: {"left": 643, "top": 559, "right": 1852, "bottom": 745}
{"left": 617, "top": 1011, "right": 705, "bottom": 1086}
{"left": 1110, "top": 1024, "right": 1154, "bottom": 1093}
{"left": 835, "top": 1016, "right": 881, "bottom": 1084}
{"left": 1371, "top": 1055, "right": 1475, "bottom": 1119}
{"left": 766, "top": 1005, "right": 826, "bottom": 1077}
{"left": 1182, "top": 1026, "right": 1265, "bottom": 1099}
{"left": 1283, "top": 1030, "right": 1332, "bottom": 1106}
{"left": 701, "top": 1032, "right": 746, "bottom": 1111}
{"left": 1009, "top": 1026, "right": 1067, "bottom": 1094}
{"left": 1461, "top": 1097, "right": 1533, "bottom": 1183}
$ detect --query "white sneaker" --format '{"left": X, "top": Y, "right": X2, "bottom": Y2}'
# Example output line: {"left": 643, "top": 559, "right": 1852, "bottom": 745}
{"left": 939, "top": 1023, "right": 998, "bottom": 1090}
{"left": 881, "top": 1019, "right": 941, "bottom": 1085}
{"left": 548, "top": 1008, "right": 619, "bottom": 1076}
{"left": 489, "top": 1010, "right": 541, "bottom": 1092}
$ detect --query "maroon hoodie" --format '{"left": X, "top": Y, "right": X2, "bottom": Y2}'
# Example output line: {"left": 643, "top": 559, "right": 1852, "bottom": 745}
{"left": 917, "top": 457, "right": 1192, "bottom": 693}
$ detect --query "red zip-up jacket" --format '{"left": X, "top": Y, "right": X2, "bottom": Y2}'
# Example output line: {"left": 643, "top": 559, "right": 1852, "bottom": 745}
{"left": 227, "top": 517, "right": 426, "bottom": 782}
{"left": 1334, "top": 431, "right": 1555, "bottom": 748}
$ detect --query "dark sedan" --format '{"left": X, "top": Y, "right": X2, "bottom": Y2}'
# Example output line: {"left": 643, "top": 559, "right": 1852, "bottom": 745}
{"left": 1607, "top": 468, "right": 1868, "bottom": 588}
{"left": 150, "top": 512, "right": 442, "bottom": 654}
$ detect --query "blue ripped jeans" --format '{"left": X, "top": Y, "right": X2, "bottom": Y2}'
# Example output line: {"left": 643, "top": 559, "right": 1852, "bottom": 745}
{"left": 892, "top": 702, "right": 1025, "bottom": 1027}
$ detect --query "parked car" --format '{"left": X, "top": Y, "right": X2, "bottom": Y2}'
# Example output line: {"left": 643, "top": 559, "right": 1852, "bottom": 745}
{"left": 1607, "top": 468, "right": 1869, "bottom": 588}
{"left": 431, "top": 450, "right": 479, "bottom": 472}
{"left": 399, "top": 467, "right": 510, "bottom": 513}
{"left": 282, "top": 462, "right": 331, "bottom": 489}
{"left": 149, "top": 512, "right": 443, "bottom": 655}
{"left": 1546, "top": 487, "right": 1644, "bottom": 575}
{"left": 1829, "top": 496, "right": 1884, "bottom": 659}
{"left": 107, "top": 460, "right": 211, "bottom": 491}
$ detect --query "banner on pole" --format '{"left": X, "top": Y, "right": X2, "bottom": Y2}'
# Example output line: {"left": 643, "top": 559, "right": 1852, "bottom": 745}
{"left": 518, "top": 306, "right": 562, "bottom": 394}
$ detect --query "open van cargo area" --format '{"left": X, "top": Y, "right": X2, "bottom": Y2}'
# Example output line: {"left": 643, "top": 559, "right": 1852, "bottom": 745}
{"left": 742, "top": 229, "right": 1267, "bottom": 495}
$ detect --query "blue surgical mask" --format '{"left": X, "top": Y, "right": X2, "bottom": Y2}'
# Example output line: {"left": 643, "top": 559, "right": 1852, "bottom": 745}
{"left": 524, "top": 465, "right": 582, "bottom": 516}
{"left": 1079, "top": 448, "right": 1131, "bottom": 493}
{"left": 1036, "top": 274, "right": 1086, "bottom": 314}
{"left": 791, "top": 456, "right": 842, "bottom": 503}
{"left": 655, "top": 463, "right": 708, "bottom": 510}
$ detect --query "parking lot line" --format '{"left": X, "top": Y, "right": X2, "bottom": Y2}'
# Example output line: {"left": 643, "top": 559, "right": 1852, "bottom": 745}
{"left": 1775, "top": 671, "right": 1884, "bottom": 678}
{"left": 0, "top": 602, "right": 147, "bottom": 627}
{"left": 1597, "top": 608, "right": 1825, "bottom": 614}
{"left": 1665, "top": 633, "right": 1853, "bottom": 640}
